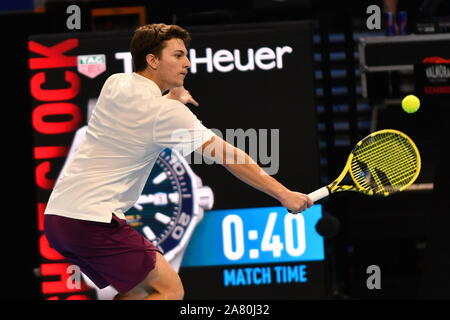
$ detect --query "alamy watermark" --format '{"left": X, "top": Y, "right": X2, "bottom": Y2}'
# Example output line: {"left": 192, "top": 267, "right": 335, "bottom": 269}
{"left": 66, "top": 264, "right": 82, "bottom": 289}
{"left": 171, "top": 126, "right": 280, "bottom": 175}
{"left": 366, "top": 265, "right": 381, "bottom": 290}
{"left": 366, "top": 5, "right": 381, "bottom": 30}
{"left": 66, "top": 5, "right": 81, "bottom": 30}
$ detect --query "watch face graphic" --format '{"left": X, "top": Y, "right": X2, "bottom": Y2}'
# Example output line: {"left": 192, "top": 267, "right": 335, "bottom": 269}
{"left": 125, "top": 148, "right": 195, "bottom": 256}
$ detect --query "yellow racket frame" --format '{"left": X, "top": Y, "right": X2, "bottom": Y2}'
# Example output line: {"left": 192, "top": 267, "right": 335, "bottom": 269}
{"left": 327, "top": 129, "right": 421, "bottom": 197}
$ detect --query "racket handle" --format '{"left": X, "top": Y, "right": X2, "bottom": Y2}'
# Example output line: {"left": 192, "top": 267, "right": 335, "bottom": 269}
{"left": 308, "top": 186, "right": 330, "bottom": 202}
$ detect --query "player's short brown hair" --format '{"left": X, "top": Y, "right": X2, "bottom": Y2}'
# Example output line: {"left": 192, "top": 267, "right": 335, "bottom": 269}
{"left": 130, "top": 23, "right": 191, "bottom": 72}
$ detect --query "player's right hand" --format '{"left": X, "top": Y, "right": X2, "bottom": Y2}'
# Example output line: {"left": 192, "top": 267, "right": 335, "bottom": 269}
{"left": 279, "top": 190, "right": 313, "bottom": 214}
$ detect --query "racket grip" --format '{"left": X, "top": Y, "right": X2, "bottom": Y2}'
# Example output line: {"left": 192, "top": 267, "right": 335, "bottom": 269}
{"left": 308, "top": 186, "right": 329, "bottom": 202}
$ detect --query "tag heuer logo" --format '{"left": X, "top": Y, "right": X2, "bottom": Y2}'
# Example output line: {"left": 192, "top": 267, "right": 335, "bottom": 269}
{"left": 77, "top": 54, "right": 106, "bottom": 78}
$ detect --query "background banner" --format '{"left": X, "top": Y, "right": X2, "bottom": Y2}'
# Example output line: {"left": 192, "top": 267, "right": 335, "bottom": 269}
{"left": 29, "top": 21, "right": 324, "bottom": 300}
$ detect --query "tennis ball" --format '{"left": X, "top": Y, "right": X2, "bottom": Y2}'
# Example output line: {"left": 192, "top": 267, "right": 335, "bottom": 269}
{"left": 401, "top": 95, "right": 420, "bottom": 114}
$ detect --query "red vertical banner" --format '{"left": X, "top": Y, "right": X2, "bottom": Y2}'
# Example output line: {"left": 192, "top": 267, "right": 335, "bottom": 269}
{"left": 28, "top": 37, "right": 93, "bottom": 300}
{"left": 28, "top": 30, "right": 131, "bottom": 300}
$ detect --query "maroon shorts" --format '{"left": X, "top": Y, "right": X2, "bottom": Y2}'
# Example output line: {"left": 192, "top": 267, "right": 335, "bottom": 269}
{"left": 44, "top": 213, "right": 162, "bottom": 295}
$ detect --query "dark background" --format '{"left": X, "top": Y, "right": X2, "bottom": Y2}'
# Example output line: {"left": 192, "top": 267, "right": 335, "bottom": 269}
{"left": 184, "top": 21, "right": 319, "bottom": 210}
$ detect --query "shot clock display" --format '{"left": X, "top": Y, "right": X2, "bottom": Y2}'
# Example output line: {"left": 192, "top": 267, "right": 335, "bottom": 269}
{"left": 179, "top": 206, "right": 326, "bottom": 299}
{"left": 182, "top": 206, "right": 324, "bottom": 267}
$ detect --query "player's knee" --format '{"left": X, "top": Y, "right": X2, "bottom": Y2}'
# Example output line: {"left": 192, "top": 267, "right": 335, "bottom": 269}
{"left": 144, "top": 272, "right": 184, "bottom": 300}
{"left": 177, "top": 281, "right": 184, "bottom": 300}
{"left": 168, "top": 276, "right": 184, "bottom": 300}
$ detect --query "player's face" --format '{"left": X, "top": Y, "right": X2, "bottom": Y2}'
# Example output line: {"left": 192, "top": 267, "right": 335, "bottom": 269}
{"left": 155, "top": 38, "right": 191, "bottom": 91}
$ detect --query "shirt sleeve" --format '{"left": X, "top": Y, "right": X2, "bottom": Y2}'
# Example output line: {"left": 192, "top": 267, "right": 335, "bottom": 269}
{"left": 153, "top": 99, "right": 216, "bottom": 157}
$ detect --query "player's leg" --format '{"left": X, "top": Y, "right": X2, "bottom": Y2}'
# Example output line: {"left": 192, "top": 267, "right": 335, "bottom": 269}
{"left": 113, "top": 252, "right": 184, "bottom": 300}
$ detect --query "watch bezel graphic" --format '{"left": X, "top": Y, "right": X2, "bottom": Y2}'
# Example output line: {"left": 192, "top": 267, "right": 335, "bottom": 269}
{"left": 125, "top": 148, "right": 207, "bottom": 262}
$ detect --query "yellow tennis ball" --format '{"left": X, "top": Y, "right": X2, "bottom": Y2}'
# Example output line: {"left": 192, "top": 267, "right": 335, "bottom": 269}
{"left": 401, "top": 95, "right": 420, "bottom": 113}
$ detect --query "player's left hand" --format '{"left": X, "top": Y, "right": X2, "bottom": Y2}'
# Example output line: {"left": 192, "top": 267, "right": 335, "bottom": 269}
{"left": 166, "top": 86, "right": 199, "bottom": 106}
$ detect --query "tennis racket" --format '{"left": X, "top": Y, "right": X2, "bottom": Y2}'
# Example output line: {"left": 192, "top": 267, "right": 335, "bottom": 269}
{"left": 306, "top": 129, "right": 421, "bottom": 203}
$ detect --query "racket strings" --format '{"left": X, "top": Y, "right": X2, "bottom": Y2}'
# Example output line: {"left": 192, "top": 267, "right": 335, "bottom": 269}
{"left": 355, "top": 137, "right": 417, "bottom": 189}
{"left": 356, "top": 145, "right": 417, "bottom": 189}
{"left": 350, "top": 132, "right": 419, "bottom": 193}
{"left": 354, "top": 146, "right": 417, "bottom": 182}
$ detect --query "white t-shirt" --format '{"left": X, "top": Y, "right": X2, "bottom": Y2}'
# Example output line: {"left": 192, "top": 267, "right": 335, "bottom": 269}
{"left": 44, "top": 72, "right": 215, "bottom": 223}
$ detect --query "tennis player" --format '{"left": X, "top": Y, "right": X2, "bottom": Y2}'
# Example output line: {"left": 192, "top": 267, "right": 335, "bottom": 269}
{"left": 44, "top": 23, "right": 313, "bottom": 300}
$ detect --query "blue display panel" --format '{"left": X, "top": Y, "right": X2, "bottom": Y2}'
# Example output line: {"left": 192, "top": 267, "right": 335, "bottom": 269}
{"left": 182, "top": 205, "right": 324, "bottom": 267}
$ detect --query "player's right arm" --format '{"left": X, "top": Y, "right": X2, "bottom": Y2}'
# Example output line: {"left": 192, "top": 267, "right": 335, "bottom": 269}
{"left": 198, "top": 135, "right": 313, "bottom": 213}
